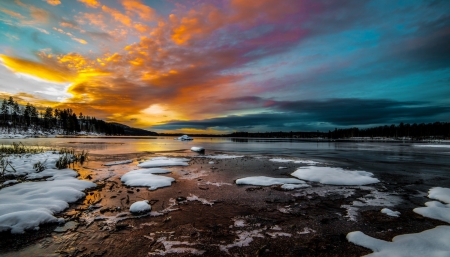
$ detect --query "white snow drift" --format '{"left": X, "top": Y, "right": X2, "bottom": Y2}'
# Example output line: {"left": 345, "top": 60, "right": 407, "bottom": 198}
{"left": 347, "top": 226, "right": 450, "bottom": 257}
{"left": 121, "top": 169, "right": 175, "bottom": 190}
{"left": 0, "top": 169, "right": 95, "bottom": 234}
{"left": 269, "top": 158, "right": 319, "bottom": 165}
{"left": 413, "top": 187, "right": 450, "bottom": 223}
{"left": 348, "top": 187, "right": 450, "bottom": 256}
{"left": 190, "top": 146, "right": 204, "bottom": 152}
{"left": 291, "top": 166, "right": 379, "bottom": 185}
{"left": 138, "top": 157, "right": 190, "bottom": 168}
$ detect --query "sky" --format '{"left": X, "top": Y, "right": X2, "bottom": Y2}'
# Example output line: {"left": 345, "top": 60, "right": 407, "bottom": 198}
{"left": 0, "top": 0, "right": 449, "bottom": 133}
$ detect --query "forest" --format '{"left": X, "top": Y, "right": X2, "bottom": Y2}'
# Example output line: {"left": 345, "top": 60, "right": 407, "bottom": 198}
{"left": 1, "top": 96, "right": 125, "bottom": 135}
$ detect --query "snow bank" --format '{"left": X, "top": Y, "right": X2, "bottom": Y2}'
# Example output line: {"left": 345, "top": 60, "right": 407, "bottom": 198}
{"left": 269, "top": 158, "right": 319, "bottom": 165}
{"left": 413, "top": 187, "right": 450, "bottom": 223}
{"left": 236, "top": 176, "right": 307, "bottom": 187}
{"left": 104, "top": 160, "right": 133, "bottom": 166}
{"left": 381, "top": 208, "right": 400, "bottom": 217}
{"left": 347, "top": 226, "right": 450, "bottom": 257}
{"left": 137, "top": 157, "right": 189, "bottom": 168}
{"left": 291, "top": 166, "right": 379, "bottom": 185}
{"left": 130, "top": 200, "right": 152, "bottom": 214}
{"left": 121, "top": 169, "right": 175, "bottom": 190}
{"left": 0, "top": 169, "right": 95, "bottom": 233}
{"left": 1, "top": 151, "right": 75, "bottom": 177}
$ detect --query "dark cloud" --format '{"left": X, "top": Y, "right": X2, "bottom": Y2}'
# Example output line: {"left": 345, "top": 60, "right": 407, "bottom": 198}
{"left": 152, "top": 98, "right": 450, "bottom": 131}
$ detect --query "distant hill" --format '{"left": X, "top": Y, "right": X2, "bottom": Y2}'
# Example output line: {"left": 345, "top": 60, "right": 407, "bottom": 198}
{"left": 109, "top": 123, "right": 158, "bottom": 136}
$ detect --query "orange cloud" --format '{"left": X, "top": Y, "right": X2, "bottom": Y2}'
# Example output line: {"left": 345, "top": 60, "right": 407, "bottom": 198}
{"left": 122, "top": 0, "right": 156, "bottom": 22}
{"left": 78, "top": 0, "right": 101, "bottom": 8}
{"left": 0, "top": 8, "right": 26, "bottom": 19}
{"left": 0, "top": 55, "right": 75, "bottom": 83}
{"left": 52, "top": 27, "right": 88, "bottom": 44}
{"left": 102, "top": 5, "right": 132, "bottom": 27}
{"left": 46, "top": 0, "right": 61, "bottom": 6}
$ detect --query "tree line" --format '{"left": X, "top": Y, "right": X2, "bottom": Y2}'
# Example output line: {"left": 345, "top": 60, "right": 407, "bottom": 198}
{"left": 327, "top": 122, "right": 450, "bottom": 139}
{"left": 227, "top": 122, "right": 450, "bottom": 139}
{"left": 1, "top": 96, "right": 125, "bottom": 135}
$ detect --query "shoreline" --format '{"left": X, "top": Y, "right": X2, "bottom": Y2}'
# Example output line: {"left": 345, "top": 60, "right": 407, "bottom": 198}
{"left": 1, "top": 150, "right": 449, "bottom": 256}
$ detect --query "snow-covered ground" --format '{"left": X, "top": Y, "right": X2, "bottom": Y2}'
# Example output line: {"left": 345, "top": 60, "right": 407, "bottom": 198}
{"left": 347, "top": 187, "right": 450, "bottom": 256}
{"left": 0, "top": 172, "right": 95, "bottom": 234}
{"left": 0, "top": 128, "right": 105, "bottom": 139}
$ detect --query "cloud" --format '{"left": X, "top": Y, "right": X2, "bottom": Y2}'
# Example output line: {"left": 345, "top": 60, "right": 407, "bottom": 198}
{"left": 153, "top": 98, "right": 450, "bottom": 131}
{"left": 78, "top": 0, "right": 101, "bottom": 8}
{"left": 46, "top": 0, "right": 61, "bottom": 6}
{"left": 121, "top": 0, "right": 157, "bottom": 22}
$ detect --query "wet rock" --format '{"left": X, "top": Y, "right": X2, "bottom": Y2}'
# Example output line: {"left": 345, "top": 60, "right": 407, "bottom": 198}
{"left": 176, "top": 197, "right": 187, "bottom": 202}
{"left": 54, "top": 221, "right": 79, "bottom": 233}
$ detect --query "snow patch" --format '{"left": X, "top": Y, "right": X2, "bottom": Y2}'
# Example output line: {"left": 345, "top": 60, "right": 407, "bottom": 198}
{"left": 381, "top": 208, "right": 400, "bottom": 217}
{"left": 130, "top": 200, "right": 152, "bottom": 214}
{"left": 347, "top": 226, "right": 450, "bottom": 257}
{"left": 291, "top": 166, "right": 379, "bottom": 185}
{"left": 121, "top": 169, "right": 175, "bottom": 190}
{"left": 0, "top": 169, "right": 95, "bottom": 233}
{"left": 413, "top": 187, "right": 450, "bottom": 223}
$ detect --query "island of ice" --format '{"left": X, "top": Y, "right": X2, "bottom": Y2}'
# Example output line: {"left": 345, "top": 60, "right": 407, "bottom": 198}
{"left": 291, "top": 166, "right": 379, "bottom": 186}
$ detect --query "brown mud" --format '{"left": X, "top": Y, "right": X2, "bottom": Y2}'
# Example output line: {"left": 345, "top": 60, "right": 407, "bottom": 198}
{"left": 0, "top": 151, "right": 447, "bottom": 256}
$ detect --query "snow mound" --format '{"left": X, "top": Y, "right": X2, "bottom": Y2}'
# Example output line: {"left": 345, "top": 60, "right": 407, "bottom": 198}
{"left": 0, "top": 169, "right": 95, "bottom": 234}
{"left": 236, "top": 176, "right": 307, "bottom": 187}
{"left": 413, "top": 187, "right": 450, "bottom": 223}
{"left": 270, "top": 158, "right": 319, "bottom": 165}
{"left": 130, "top": 200, "right": 151, "bottom": 214}
{"left": 104, "top": 160, "right": 133, "bottom": 166}
{"left": 291, "top": 166, "right": 379, "bottom": 185}
{"left": 190, "top": 146, "right": 204, "bottom": 152}
{"left": 138, "top": 157, "right": 189, "bottom": 168}
{"left": 381, "top": 208, "right": 400, "bottom": 217}
{"left": 121, "top": 169, "right": 175, "bottom": 190}
{"left": 347, "top": 226, "right": 450, "bottom": 257}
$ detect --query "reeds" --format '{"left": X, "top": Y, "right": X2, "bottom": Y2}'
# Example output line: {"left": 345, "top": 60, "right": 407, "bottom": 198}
{"left": 0, "top": 142, "right": 45, "bottom": 155}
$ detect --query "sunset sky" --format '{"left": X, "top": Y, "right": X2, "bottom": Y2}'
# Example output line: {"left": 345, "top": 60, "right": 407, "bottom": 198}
{"left": 0, "top": 0, "right": 449, "bottom": 133}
